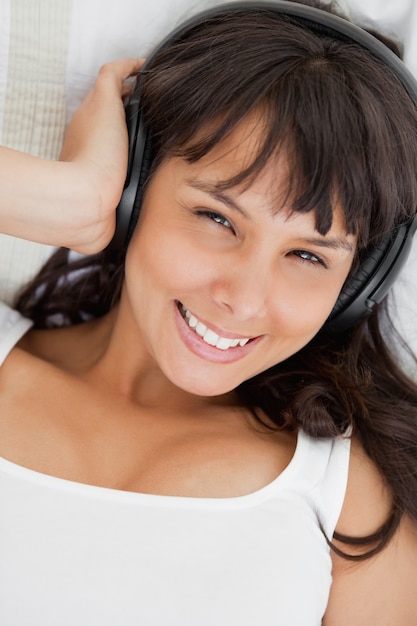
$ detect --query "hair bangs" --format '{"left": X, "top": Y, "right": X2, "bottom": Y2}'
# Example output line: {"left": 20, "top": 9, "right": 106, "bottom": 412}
{"left": 142, "top": 9, "right": 417, "bottom": 249}
{"left": 160, "top": 56, "right": 373, "bottom": 243}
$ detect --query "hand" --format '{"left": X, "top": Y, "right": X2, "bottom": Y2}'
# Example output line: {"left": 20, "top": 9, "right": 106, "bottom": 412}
{"left": 59, "top": 58, "right": 144, "bottom": 253}
{"left": 0, "top": 58, "right": 143, "bottom": 254}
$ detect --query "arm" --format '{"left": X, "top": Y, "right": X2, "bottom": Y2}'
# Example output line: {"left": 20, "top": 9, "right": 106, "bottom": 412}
{"left": 323, "top": 438, "right": 417, "bottom": 625}
{"left": 0, "top": 58, "right": 142, "bottom": 254}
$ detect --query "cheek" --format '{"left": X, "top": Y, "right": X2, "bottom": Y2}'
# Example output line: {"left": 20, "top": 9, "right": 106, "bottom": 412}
{"left": 125, "top": 222, "right": 214, "bottom": 302}
{"left": 132, "top": 218, "right": 231, "bottom": 307}
{"left": 272, "top": 266, "right": 351, "bottom": 375}
{"left": 268, "top": 273, "right": 348, "bottom": 342}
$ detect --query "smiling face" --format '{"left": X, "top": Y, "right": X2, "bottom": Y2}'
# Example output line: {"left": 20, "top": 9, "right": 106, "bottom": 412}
{"left": 121, "top": 117, "right": 356, "bottom": 397}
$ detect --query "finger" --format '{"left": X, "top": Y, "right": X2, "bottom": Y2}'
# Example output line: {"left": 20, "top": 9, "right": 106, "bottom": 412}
{"left": 121, "top": 78, "right": 136, "bottom": 99}
{"left": 99, "top": 58, "right": 145, "bottom": 85}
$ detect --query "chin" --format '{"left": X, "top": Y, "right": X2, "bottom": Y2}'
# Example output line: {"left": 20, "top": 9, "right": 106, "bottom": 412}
{"left": 180, "top": 379, "right": 235, "bottom": 398}
{"left": 165, "top": 367, "right": 238, "bottom": 398}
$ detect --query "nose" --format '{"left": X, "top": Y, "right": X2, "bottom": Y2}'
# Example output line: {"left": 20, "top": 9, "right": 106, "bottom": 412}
{"left": 210, "top": 250, "right": 270, "bottom": 321}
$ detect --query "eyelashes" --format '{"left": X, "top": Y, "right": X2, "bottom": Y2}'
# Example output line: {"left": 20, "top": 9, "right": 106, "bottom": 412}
{"left": 195, "top": 209, "right": 235, "bottom": 233}
{"left": 290, "top": 250, "right": 328, "bottom": 269}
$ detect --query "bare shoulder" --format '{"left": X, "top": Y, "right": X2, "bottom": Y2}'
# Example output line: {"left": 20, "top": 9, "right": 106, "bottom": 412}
{"left": 336, "top": 435, "right": 392, "bottom": 536}
{"left": 323, "top": 436, "right": 417, "bottom": 625}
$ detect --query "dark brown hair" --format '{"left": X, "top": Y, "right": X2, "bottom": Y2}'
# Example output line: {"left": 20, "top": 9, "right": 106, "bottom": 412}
{"left": 15, "top": 1, "right": 417, "bottom": 559}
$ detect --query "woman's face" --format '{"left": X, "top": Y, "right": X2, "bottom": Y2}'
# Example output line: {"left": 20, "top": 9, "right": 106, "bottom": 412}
{"left": 123, "top": 118, "right": 356, "bottom": 396}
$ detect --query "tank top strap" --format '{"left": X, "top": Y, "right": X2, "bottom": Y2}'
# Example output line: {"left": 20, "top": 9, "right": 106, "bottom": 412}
{"left": 0, "top": 302, "right": 33, "bottom": 366}
{"left": 284, "top": 429, "right": 351, "bottom": 540}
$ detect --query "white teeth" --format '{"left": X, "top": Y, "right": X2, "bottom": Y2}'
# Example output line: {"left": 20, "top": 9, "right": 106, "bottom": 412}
{"left": 216, "top": 337, "right": 235, "bottom": 350}
{"left": 195, "top": 322, "right": 207, "bottom": 337}
{"left": 188, "top": 314, "right": 198, "bottom": 328}
{"left": 203, "top": 329, "right": 219, "bottom": 346}
{"left": 180, "top": 304, "right": 251, "bottom": 350}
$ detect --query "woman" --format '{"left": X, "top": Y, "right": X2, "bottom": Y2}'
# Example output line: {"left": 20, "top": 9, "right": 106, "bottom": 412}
{"left": 0, "top": 1, "right": 416, "bottom": 624}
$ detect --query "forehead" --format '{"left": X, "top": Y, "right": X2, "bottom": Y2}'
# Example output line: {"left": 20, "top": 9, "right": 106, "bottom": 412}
{"left": 184, "top": 112, "right": 290, "bottom": 203}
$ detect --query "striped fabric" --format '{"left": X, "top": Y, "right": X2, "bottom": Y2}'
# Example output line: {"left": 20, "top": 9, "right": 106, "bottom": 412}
{"left": 0, "top": 0, "right": 71, "bottom": 304}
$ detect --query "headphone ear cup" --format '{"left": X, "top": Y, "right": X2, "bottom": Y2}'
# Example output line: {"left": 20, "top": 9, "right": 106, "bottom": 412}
{"left": 125, "top": 131, "right": 154, "bottom": 244}
{"left": 327, "top": 218, "right": 417, "bottom": 332}
{"left": 105, "top": 82, "right": 148, "bottom": 254}
{"left": 329, "top": 236, "right": 391, "bottom": 330}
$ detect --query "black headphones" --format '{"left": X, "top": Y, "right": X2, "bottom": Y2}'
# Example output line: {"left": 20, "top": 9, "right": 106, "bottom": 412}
{"left": 108, "top": 0, "right": 417, "bottom": 332}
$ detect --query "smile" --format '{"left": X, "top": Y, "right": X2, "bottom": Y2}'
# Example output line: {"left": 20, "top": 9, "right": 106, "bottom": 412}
{"left": 178, "top": 303, "right": 251, "bottom": 351}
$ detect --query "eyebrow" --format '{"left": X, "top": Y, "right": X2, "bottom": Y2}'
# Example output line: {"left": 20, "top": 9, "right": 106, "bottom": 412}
{"left": 186, "top": 178, "right": 354, "bottom": 254}
{"left": 186, "top": 178, "right": 249, "bottom": 218}
{"left": 301, "top": 237, "right": 355, "bottom": 254}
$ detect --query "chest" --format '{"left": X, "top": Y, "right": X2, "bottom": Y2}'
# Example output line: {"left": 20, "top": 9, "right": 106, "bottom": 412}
{"left": 0, "top": 348, "right": 295, "bottom": 497}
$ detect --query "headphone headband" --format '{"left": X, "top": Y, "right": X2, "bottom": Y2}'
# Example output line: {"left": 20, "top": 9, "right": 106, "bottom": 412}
{"left": 142, "top": 1, "right": 417, "bottom": 103}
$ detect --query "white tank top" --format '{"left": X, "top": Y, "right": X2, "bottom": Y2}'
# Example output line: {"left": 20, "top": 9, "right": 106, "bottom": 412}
{"left": 0, "top": 302, "right": 351, "bottom": 625}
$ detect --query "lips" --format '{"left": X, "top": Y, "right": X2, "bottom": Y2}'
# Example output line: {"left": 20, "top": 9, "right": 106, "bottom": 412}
{"left": 178, "top": 302, "right": 252, "bottom": 351}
